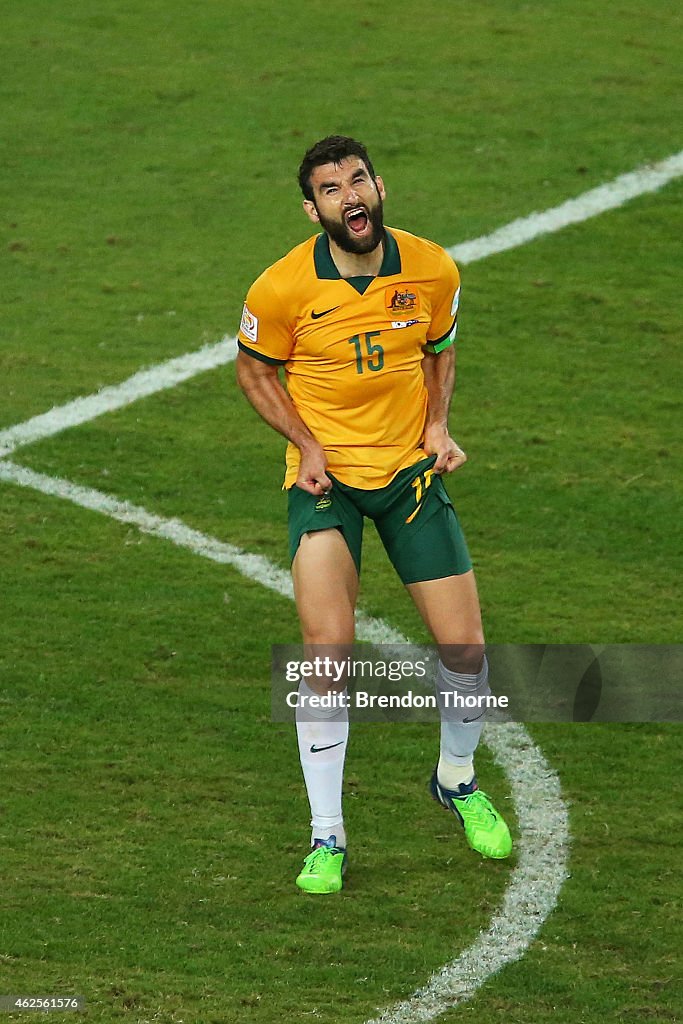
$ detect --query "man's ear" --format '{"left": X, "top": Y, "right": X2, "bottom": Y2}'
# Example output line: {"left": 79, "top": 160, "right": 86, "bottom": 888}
{"left": 376, "top": 175, "right": 386, "bottom": 201}
{"left": 303, "top": 199, "right": 320, "bottom": 224}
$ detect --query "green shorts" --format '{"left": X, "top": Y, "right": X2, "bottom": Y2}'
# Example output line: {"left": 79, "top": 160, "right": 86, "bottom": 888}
{"left": 287, "top": 456, "right": 472, "bottom": 585}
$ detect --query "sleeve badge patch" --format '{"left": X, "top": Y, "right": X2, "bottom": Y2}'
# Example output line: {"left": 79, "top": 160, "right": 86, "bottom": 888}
{"left": 451, "top": 286, "right": 461, "bottom": 316}
{"left": 240, "top": 303, "right": 259, "bottom": 343}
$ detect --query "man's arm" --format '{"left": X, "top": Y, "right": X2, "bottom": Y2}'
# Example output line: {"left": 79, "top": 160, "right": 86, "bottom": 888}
{"left": 421, "top": 346, "right": 467, "bottom": 474}
{"left": 235, "top": 350, "right": 332, "bottom": 495}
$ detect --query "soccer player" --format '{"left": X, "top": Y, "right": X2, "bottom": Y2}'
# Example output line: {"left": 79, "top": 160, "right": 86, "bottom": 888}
{"left": 236, "top": 136, "right": 512, "bottom": 894}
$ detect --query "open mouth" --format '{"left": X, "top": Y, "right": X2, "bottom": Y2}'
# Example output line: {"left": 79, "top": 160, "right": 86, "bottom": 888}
{"left": 344, "top": 206, "right": 369, "bottom": 234}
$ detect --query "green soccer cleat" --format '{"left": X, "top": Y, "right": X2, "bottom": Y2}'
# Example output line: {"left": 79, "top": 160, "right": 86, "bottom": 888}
{"left": 296, "top": 836, "right": 347, "bottom": 894}
{"left": 430, "top": 771, "right": 512, "bottom": 860}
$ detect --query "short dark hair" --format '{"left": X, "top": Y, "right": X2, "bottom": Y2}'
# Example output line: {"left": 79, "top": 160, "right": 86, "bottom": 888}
{"left": 298, "top": 135, "right": 377, "bottom": 201}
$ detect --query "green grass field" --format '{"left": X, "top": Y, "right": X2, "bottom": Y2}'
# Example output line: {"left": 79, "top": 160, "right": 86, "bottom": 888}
{"left": 1, "top": 2, "right": 681, "bottom": 1022}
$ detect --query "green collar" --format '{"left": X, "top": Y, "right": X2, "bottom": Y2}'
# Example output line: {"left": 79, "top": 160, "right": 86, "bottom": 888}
{"left": 313, "top": 228, "right": 401, "bottom": 285}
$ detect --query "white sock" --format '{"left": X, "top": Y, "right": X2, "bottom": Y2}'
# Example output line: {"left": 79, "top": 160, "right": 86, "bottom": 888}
{"left": 434, "top": 656, "right": 490, "bottom": 788}
{"left": 437, "top": 757, "right": 475, "bottom": 790}
{"left": 295, "top": 682, "right": 348, "bottom": 848}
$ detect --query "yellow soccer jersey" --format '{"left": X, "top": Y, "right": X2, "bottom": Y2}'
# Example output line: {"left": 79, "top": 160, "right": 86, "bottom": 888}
{"left": 237, "top": 227, "right": 460, "bottom": 489}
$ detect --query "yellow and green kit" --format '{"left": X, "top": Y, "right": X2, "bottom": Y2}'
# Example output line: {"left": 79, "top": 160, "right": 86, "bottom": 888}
{"left": 237, "top": 226, "right": 470, "bottom": 580}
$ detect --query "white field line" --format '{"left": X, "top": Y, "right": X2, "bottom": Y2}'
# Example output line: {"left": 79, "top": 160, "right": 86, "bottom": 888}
{"left": 0, "top": 337, "right": 237, "bottom": 459}
{"left": 0, "top": 460, "right": 397, "bottom": 647}
{"left": 366, "top": 721, "right": 569, "bottom": 1024}
{"left": 0, "top": 459, "right": 569, "bottom": 1023}
{"left": 448, "top": 148, "right": 683, "bottom": 264}
{"left": 0, "top": 148, "right": 681, "bottom": 461}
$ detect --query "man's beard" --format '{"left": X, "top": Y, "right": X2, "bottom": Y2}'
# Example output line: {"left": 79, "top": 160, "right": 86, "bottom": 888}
{"left": 316, "top": 194, "right": 385, "bottom": 256}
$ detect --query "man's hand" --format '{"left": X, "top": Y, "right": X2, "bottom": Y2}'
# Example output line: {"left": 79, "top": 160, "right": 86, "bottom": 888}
{"left": 296, "top": 440, "right": 333, "bottom": 495}
{"left": 423, "top": 422, "right": 467, "bottom": 474}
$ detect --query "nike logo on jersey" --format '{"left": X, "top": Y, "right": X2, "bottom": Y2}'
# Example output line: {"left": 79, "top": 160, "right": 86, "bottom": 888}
{"left": 310, "top": 741, "right": 344, "bottom": 753}
{"left": 311, "top": 306, "right": 340, "bottom": 319}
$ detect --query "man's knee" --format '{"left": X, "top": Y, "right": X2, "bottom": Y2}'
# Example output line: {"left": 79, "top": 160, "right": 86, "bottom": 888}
{"left": 301, "top": 625, "right": 355, "bottom": 646}
{"left": 439, "top": 639, "right": 486, "bottom": 674}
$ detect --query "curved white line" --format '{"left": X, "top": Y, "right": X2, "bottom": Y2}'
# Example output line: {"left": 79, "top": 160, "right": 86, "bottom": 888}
{"left": 364, "top": 723, "right": 569, "bottom": 1023}
{"left": 0, "top": 460, "right": 570, "bottom": 1021}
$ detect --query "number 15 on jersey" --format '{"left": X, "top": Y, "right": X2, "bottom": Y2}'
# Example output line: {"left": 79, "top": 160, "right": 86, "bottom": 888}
{"left": 348, "top": 332, "right": 384, "bottom": 374}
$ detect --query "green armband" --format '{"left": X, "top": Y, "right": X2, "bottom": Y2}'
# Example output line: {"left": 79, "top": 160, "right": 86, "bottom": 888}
{"left": 424, "top": 317, "right": 457, "bottom": 354}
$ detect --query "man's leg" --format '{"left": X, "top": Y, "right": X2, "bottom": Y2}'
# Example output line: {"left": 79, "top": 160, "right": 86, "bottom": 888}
{"left": 407, "top": 568, "right": 486, "bottom": 787}
{"left": 406, "top": 570, "right": 512, "bottom": 859}
{"left": 293, "top": 528, "right": 358, "bottom": 647}
{"left": 372, "top": 462, "right": 511, "bottom": 858}
{"left": 373, "top": 463, "right": 488, "bottom": 793}
{"left": 292, "top": 529, "right": 359, "bottom": 892}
